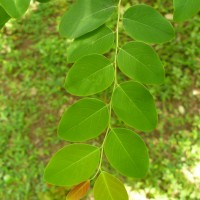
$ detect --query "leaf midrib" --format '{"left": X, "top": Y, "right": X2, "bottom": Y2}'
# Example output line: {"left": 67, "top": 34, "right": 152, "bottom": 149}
{"left": 119, "top": 47, "right": 156, "bottom": 76}
{"left": 102, "top": 173, "right": 115, "bottom": 200}
{"left": 86, "top": 63, "right": 113, "bottom": 80}
{"left": 93, "top": 32, "right": 113, "bottom": 44}
{"left": 123, "top": 17, "right": 172, "bottom": 36}
{"left": 69, "top": 31, "right": 113, "bottom": 60}
{"left": 51, "top": 148, "right": 99, "bottom": 178}
{"left": 81, "top": 6, "right": 116, "bottom": 22}
{"left": 66, "top": 105, "right": 107, "bottom": 132}
{"left": 111, "top": 129, "right": 138, "bottom": 169}
{"left": 70, "top": 63, "right": 113, "bottom": 88}
{"left": 118, "top": 85, "right": 152, "bottom": 126}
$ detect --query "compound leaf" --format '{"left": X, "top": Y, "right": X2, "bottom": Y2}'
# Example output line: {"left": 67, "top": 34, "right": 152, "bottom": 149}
{"left": 66, "top": 181, "right": 90, "bottom": 200}
{"left": 117, "top": 41, "right": 165, "bottom": 84}
{"left": 173, "top": 0, "right": 200, "bottom": 22}
{"left": 123, "top": 5, "right": 175, "bottom": 44}
{"left": 59, "top": 0, "right": 116, "bottom": 39}
{"left": 67, "top": 26, "right": 114, "bottom": 63}
{"left": 0, "top": 0, "right": 30, "bottom": 18}
{"left": 65, "top": 54, "right": 114, "bottom": 96}
{"left": 44, "top": 144, "right": 100, "bottom": 186}
{"left": 58, "top": 98, "right": 109, "bottom": 142}
{"left": 112, "top": 81, "right": 157, "bottom": 132}
{"left": 0, "top": 6, "right": 10, "bottom": 29}
{"left": 104, "top": 128, "right": 149, "bottom": 178}
{"left": 93, "top": 171, "right": 128, "bottom": 200}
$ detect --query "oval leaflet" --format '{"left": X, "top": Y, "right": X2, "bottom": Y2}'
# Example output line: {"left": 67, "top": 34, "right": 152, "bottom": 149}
{"left": 65, "top": 54, "right": 114, "bottom": 96}
{"left": 104, "top": 128, "right": 149, "bottom": 178}
{"left": 94, "top": 171, "right": 128, "bottom": 200}
{"left": 117, "top": 41, "right": 165, "bottom": 84}
{"left": 123, "top": 5, "right": 175, "bottom": 43}
{"left": 44, "top": 144, "right": 100, "bottom": 186}
{"left": 112, "top": 81, "right": 158, "bottom": 131}
{"left": 58, "top": 98, "right": 109, "bottom": 142}
{"left": 59, "top": 0, "right": 116, "bottom": 38}
{"left": 67, "top": 26, "right": 114, "bottom": 63}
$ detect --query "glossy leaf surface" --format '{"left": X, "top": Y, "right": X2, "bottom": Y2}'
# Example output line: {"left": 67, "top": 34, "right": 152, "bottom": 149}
{"left": 123, "top": 5, "right": 175, "bottom": 44}
{"left": 173, "top": 0, "right": 200, "bottom": 22}
{"left": 104, "top": 128, "right": 149, "bottom": 178}
{"left": 0, "top": 6, "right": 10, "bottom": 29}
{"left": 59, "top": 0, "right": 116, "bottom": 38}
{"left": 0, "top": 0, "right": 30, "bottom": 18}
{"left": 44, "top": 144, "right": 100, "bottom": 186}
{"left": 93, "top": 171, "right": 128, "bottom": 200}
{"left": 117, "top": 41, "right": 165, "bottom": 84}
{"left": 112, "top": 81, "right": 157, "bottom": 131}
{"left": 58, "top": 98, "right": 109, "bottom": 142}
{"left": 67, "top": 26, "right": 114, "bottom": 63}
{"left": 65, "top": 54, "right": 114, "bottom": 96}
{"left": 66, "top": 181, "right": 90, "bottom": 200}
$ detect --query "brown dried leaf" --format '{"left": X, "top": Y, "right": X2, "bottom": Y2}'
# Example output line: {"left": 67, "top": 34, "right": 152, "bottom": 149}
{"left": 66, "top": 180, "right": 90, "bottom": 200}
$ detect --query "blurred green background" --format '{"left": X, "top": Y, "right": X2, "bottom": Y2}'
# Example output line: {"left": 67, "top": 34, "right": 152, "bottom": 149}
{"left": 0, "top": 0, "right": 200, "bottom": 199}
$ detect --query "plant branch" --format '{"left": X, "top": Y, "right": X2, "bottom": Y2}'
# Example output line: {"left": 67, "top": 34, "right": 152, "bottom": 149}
{"left": 90, "top": 0, "right": 122, "bottom": 181}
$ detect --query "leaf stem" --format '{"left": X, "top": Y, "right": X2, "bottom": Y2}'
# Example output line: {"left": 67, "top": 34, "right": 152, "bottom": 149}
{"left": 90, "top": 0, "right": 122, "bottom": 181}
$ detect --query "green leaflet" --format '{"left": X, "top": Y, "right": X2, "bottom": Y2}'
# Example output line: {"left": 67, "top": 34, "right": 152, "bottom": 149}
{"left": 44, "top": 144, "right": 100, "bottom": 186}
{"left": 59, "top": 0, "right": 116, "bottom": 39}
{"left": 67, "top": 26, "right": 114, "bottom": 63}
{"left": 117, "top": 41, "right": 165, "bottom": 84}
{"left": 0, "top": 6, "right": 10, "bottom": 29}
{"left": 93, "top": 171, "right": 128, "bottom": 200}
{"left": 65, "top": 54, "right": 114, "bottom": 96}
{"left": 112, "top": 81, "right": 157, "bottom": 132}
{"left": 0, "top": 0, "right": 30, "bottom": 18}
{"left": 104, "top": 128, "right": 149, "bottom": 178}
{"left": 173, "top": 0, "right": 200, "bottom": 22}
{"left": 58, "top": 98, "right": 109, "bottom": 142}
{"left": 123, "top": 5, "right": 175, "bottom": 44}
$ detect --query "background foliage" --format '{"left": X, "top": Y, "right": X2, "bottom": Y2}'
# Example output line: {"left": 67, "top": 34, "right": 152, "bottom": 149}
{"left": 0, "top": 0, "right": 200, "bottom": 199}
